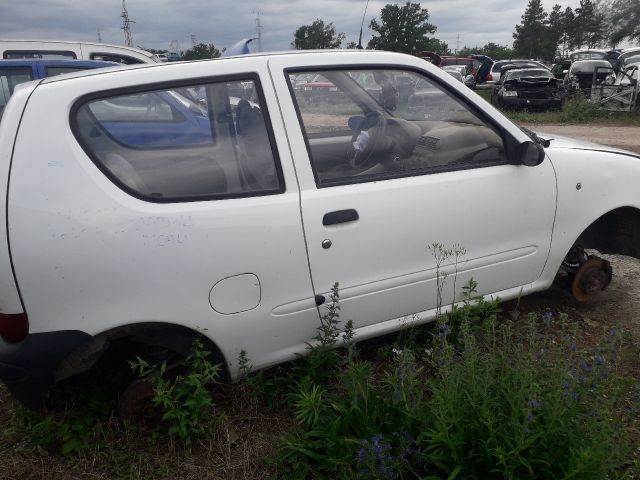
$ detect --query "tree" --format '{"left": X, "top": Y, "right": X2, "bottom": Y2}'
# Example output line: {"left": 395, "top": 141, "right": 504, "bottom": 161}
{"left": 291, "top": 20, "right": 345, "bottom": 50}
{"left": 458, "top": 43, "right": 514, "bottom": 60}
{"left": 575, "top": 0, "right": 606, "bottom": 48}
{"left": 608, "top": 0, "right": 640, "bottom": 44}
{"left": 181, "top": 43, "right": 220, "bottom": 60}
{"left": 544, "top": 4, "right": 564, "bottom": 60}
{"left": 562, "top": 7, "right": 580, "bottom": 51}
{"left": 367, "top": 2, "right": 437, "bottom": 55}
{"left": 513, "top": 0, "right": 548, "bottom": 59}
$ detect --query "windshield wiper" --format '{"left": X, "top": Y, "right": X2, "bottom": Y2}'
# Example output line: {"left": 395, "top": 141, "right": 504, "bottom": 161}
{"left": 520, "top": 126, "right": 551, "bottom": 148}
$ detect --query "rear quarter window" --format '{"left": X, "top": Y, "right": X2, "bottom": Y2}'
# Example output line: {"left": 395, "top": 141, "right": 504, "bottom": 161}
{"left": 72, "top": 78, "right": 284, "bottom": 202}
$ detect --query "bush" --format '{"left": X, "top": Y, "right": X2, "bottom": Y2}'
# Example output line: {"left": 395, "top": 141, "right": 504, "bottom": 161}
{"left": 272, "top": 290, "right": 634, "bottom": 479}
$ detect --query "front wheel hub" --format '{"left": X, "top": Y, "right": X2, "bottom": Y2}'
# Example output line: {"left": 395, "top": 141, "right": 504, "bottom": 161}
{"left": 571, "top": 256, "right": 613, "bottom": 302}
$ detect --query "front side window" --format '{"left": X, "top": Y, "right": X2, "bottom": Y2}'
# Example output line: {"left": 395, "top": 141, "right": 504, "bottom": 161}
{"left": 290, "top": 69, "right": 506, "bottom": 187}
{"left": 73, "top": 78, "right": 283, "bottom": 202}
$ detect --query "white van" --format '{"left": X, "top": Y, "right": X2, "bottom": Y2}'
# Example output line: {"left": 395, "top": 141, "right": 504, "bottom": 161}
{"left": 0, "top": 39, "right": 159, "bottom": 64}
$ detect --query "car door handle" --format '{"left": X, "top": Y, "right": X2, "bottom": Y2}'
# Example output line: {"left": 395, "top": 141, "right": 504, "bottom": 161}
{"left": 323, "top": 209, "right": 359, "bottom": 226}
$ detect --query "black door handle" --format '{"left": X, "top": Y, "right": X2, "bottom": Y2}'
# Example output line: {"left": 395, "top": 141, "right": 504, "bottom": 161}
{"left": 323, "top": 209, "right": 359, "bottom": 226}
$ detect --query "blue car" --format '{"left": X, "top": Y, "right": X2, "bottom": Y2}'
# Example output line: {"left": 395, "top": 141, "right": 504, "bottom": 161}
{"left": 0, "top": 59, "right": 116, "bottom": 116}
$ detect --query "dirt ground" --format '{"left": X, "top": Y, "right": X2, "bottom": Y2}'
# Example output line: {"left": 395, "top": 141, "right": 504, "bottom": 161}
{"left": 525, "top": 123, "right": 640, "bottom": 154}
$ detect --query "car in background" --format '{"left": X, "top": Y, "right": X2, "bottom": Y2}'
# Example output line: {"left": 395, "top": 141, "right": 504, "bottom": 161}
{"left": 569, "top": 49, "right": 608, "bottom": 61}
{"left": 0, "top": 59, "right": 116, "bottom": 117}
{"left": 488, "top": 59, "right": 550, "bottom": 84}
{"left": 0, "top": 39, "right": 158, "bottom": 64}
{"left": 156, "top": 53, "right": 169, "bottom": 62}
{"left": 417, "top": 51, "right": 481, "bottom": 75}
{"left": 491, "top": 66, "right": 563, "bottom": 110}
{"left": 551, "top": 60, "right": 572, "bottom": 79}
{"left": 564, "top": 59, "right": 613, "bottom": 98}
{"left": 443, "top": 65, "right": 476, "bottom": 88}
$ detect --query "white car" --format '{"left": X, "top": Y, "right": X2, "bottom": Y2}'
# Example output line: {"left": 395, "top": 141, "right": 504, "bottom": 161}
{"left": 0, "top": 51, "right": 637, "bottom": 413}
{"left": 0, "top": 39, "right": 159, "bottom": 64}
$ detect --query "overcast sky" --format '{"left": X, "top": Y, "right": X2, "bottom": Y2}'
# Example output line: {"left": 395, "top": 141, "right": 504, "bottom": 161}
{"left": 1, "top": 0, "right": 586, "bottom": 53}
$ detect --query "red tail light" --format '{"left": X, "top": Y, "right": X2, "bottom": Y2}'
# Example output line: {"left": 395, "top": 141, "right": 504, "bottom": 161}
{"left": 0, "top": 313, "right": 29, "bottom": 342}
{"left": 486, "top": 74, "right": 493, "bottom": 81}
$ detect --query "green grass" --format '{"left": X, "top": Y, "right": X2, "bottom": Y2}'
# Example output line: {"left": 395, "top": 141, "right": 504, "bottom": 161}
{"left": 1, "top": 280, "right": 639, "bottom": 479}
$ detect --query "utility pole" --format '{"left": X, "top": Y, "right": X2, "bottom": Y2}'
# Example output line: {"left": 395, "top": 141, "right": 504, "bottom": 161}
{"left": 456, "top": 33, "right": 460, "bottom": 55}
{"left": 97, "top": 28, "right": 102, "bottom": 43}
{"left": 120, "top": 0, "right": 135, "bottom": 47}
{"left": 254, "top": 11, "right": 263, "bottom": 52}
{"left": 190, "top": 34, "right": 197, "bottom": 47}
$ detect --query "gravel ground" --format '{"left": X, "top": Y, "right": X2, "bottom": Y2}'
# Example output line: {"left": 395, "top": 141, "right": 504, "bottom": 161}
{"left": 524, "top": 123, "right": 640, "bottom": 154}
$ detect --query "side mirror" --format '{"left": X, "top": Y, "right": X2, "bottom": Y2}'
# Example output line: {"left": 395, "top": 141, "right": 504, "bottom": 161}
{"left": 519, "top": 141, "right": 545, "bottom": 167}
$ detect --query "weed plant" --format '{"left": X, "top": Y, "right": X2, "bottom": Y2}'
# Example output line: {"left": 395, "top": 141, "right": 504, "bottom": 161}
{"left": 271, "top": 285, "right": 635, "bottom": 479}
{"left": 130, "top": 338, "right": 221, "bottom": 444}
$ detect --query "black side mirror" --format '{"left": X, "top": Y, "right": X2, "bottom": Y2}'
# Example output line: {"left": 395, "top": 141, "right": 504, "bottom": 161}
{"left": 519, "top": 141, "right": 545, "bottom": 167}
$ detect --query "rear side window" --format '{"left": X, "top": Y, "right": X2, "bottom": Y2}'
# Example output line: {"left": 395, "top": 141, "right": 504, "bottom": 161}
{"left": 73, "top": 78, "right": 284, "bottom": 202}
{"left": 4, "top": 50, "right": 76, "bottom": 60}
{"left": 0, "top": 67, "right": 33, "bottom": 113}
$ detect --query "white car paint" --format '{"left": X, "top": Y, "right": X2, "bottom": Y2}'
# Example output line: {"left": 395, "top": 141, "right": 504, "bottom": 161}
{"left": 0, "top": 51, "right": 639, "bottom": 404}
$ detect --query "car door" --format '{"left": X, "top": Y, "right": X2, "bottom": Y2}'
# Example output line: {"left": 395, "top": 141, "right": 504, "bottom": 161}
{"left": 269, "top": 55, "right": 556, "bottom": 331}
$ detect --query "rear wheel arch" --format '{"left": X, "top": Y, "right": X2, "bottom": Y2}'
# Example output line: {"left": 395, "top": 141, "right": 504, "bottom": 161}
{"left": 53, "top": 322, "right": 229, "bottom": 384}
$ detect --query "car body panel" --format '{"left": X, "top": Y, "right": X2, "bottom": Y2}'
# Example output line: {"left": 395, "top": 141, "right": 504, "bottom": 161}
{"left": 268, "top": 52, "right": 556, "bottom": 330}
{"left": 1, "top": 50, "right": 639, "bottom": 405}
{"left": 6, "top": 56, "right": 319, "bottom": 375}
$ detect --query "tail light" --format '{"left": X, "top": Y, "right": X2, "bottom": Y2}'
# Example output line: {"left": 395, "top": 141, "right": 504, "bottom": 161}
{"left": 0, "top": 313, "right": 29, "bottom": 342}
{"left": 486, "top": 74, "right": 493, "bottom": 81}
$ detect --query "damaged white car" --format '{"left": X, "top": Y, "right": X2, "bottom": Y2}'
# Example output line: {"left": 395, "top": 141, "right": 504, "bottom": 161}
{"left": 0, "top": 51, "right": 638, "bottom": 413}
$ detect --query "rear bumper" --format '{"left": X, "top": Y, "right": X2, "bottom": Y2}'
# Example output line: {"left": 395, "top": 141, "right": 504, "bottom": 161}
{"left": 0, "top": 330, "right": 90, "bottom": 409}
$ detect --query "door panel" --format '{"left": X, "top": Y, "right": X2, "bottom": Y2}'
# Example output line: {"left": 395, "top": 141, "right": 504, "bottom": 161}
{"left": 273, "top": 62, "right": 556, "bottom": 329}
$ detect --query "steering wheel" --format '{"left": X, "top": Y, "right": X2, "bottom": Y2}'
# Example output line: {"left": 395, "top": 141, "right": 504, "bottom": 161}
{"left": 350, "top": 110, "right": 389, "bottom": 169}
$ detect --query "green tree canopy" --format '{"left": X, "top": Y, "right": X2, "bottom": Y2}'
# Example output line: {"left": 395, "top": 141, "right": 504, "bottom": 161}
{"left": 457, "top": 43, "right": 515, "bottom": 60}
{"left": 181, "top": 43, "right": 220, "bottom": 60}
{"left": 575, "top": 0, "right": 607, "bottom": 48}
{"left": 367, "top": 2, "right": 437, "bottom": 55}
{"left": 513, "top": 0, "right": 548, "bottom": 59}
{"left": 291, "top": 19, "right": 345, "bottom": 49}
{"left": 608, "top": 0, "right": 640, "bottom": 44}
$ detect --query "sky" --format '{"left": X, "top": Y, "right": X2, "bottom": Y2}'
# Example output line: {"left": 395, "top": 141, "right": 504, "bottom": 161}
{"left": 0, "top": 0, "right": 588, "bottom": 54}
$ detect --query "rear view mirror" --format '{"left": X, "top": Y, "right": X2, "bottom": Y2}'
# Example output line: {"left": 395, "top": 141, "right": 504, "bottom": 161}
{"left": 519, "top": 141, "right": 545, "bottom": 167}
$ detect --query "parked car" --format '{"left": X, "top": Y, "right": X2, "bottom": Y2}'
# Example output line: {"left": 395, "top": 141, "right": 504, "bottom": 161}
{"left": 551, "top": 59, "right": 572, "bottom": 79}
{"left": 0, "top": 59, "right": 117, "bottom": 117}
{"left": 443, "top": 65, "right": 476, "bottom": 88}
{"left": 1, "top": 51, "right": 638, "bottom": 415}
{"left": 491, "top": 66, "right": 563, "bottom": 110}
{"left": 0, "top": 40, "right": 159, "bottom": 64}
{"left": 569, "top": 49, "right": 609, "bottom": 61}
{"left": 488, "top": 59, "right": 550, "bottom": 84}
{"left": 564, "top": 59, "right": 613, "bottom": 98}
{"left": 417, "top": 51, "right": 481, "bottom": 75}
